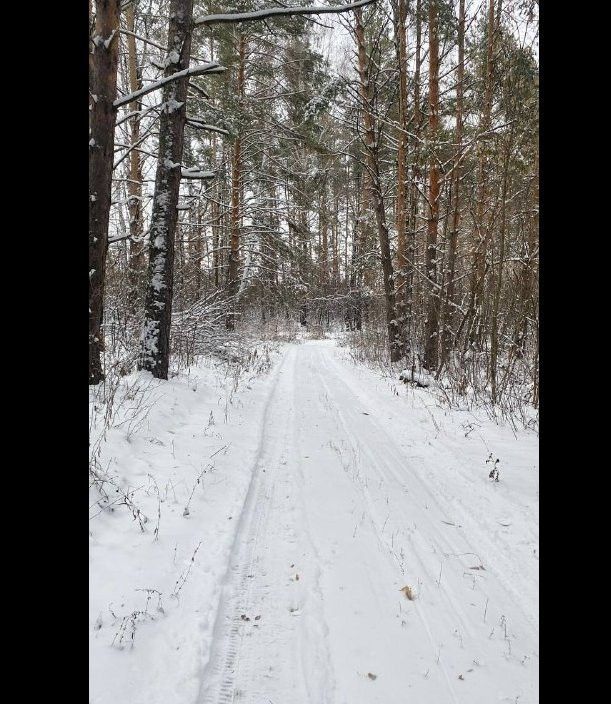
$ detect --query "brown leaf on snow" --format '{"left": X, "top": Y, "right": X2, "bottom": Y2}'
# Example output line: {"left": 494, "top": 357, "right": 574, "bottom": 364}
{"left": 400, "top": 585, "right": 416, "bottom": 600}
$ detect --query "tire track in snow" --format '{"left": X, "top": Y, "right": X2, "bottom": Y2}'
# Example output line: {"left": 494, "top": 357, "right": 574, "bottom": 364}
{"left": 301, "top": 348, "right": 463, "bottom": 704}
{"left": 312, "top": 350, "right": 474, "bottom": 620}
{"left": 198, "top": 341, "right": 536, "bottom": 704}
{"left": 289, "top": 360, "right": 338, "bottom": 704}
{"left": 319, "top": 347, "right": 538, "bottom": 639}
{"left": 307, "top": 345, "right": 536, "bottom": 701}
{"left": 198, "top": 347, "right": 294, "bottom": 704}
{"left": 199, "top": 345, "right": 324, "bottom": 704}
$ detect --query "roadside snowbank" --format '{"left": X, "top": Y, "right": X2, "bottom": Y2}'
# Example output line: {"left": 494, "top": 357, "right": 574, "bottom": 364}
{"left": 89, "top": 345, "right": 282, "bottom": 704}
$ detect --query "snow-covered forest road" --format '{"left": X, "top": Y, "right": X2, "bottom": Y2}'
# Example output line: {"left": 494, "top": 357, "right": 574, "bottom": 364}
{"left": 90, "top": 340, "right": 538, "bottom": 704}
{"left": 199, "top": 340, "right": 538, "bottom": 704}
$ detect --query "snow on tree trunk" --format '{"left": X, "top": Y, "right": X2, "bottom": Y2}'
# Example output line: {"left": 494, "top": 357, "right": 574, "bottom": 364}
{"left": 439, "top": 0, "right": 465, "bottom": 367}
{"left": 423, "top": 0, "right": 441, "bottom": 371}
{"left": 125, "top": 2, "right": 145, "bottom": 309}
{"left": 226, "top": 32, "right": 246, "bottom": 331}
{"left": 138, "top": 0, "right": 194, "bottom": 379}
{"left": 393, "top": 0, "right": 409, "bottom": 356}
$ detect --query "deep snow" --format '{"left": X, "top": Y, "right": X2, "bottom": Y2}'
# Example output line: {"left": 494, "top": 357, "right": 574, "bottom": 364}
{"left": 89, "top": 339, "right": 538, "bottom": 704}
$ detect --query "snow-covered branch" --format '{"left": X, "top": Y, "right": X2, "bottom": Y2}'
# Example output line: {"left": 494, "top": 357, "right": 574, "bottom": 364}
{"left": 181, "top": 167, "right": 215, "bottom": 180}
{"left": 194, "top": 0, "right": 375, "bottom": 26}
{"left": 113, "top": 63, "right": 227, "bottom": 109}
{"left": 185, "top": 117, "right": 230, "bottom": 135}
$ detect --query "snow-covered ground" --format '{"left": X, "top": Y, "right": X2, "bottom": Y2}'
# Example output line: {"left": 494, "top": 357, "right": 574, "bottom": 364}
{"left": 89, "top": 339, "right": 538, "bottom": 704}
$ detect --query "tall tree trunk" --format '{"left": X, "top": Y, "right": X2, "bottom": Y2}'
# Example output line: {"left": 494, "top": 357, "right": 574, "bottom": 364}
{"left": 407, "top": 0, "right": 422, "bottom": 344}
{"left": 125, "top": 1, "right": 145, "bottom": 307}
{"left": 332, "top": 192, "right": 340, "bottom": 288}
{"left": 211, "top": 134, "right": 220, "bottom": 288}
{"left": 393, "top": 0, "right": 409, "bottom": 355}
{"left": 182, "top": 136, "right": 199, "bottom": 302}
{"left": 320, "top": 189, "right": 329, "bottom": 288}
{"left": 423, "top": 0, "right": 441, "bottom": 371}
{"left": 191, "top": 201, "right": 203, "bottom": 299}
{"left": 439, "top": 0, "right": 465, "bottom": 367}
{"left": 209, "top": 44, "right": 220, "bottom": 292}
{"left": 226, "top": 32, "right": 246, "bottom": 330}
{"left": 354, "top": 8, "right": 401, "bottom": 362}
{"left": 515, "top": 147, "right": 538, "bottom": 406}
{"left": 299, "top": 208, "right": 309, "bottom": 326}
{"left": 264, "top": 158, "right": 279, "bottom": 316}
{"left": 490, "top": 135, "right": 511, "bottom": 401}
{"left": 138, "top": 0, "right": 194, "bottom": 379}
{"left": 89, "top": 0, "right": 121, "bottom": 384}
{"left": 349, "top": 165, "right": 363, "bottom": 331}
{"left": 360, "top": 173, "right": 376, "bottom": 291}
{"left": 466, "top": 0, "right": 496, "bottom": 347}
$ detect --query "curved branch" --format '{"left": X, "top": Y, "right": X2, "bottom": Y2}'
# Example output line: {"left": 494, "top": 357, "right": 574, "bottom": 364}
{"left": 113, "top": 62, "right": 226, "bottom": 109}
{"left": 195, "top": 0, "right": 376, "bottom": 26}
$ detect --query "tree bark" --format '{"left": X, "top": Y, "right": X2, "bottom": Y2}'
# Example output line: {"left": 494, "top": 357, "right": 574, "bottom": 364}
{"left": 423, "top": 0, "right": 441, "bottom": 371}
{"left": 393, "top": 0, "right": 409, "bottom": 355}
{"left": 332, "top": 191, "right": 340, "bottom": 287}
{"left": 89, "top": 0, "right": 121, "bottom": 384}
{"left": 138, "top": 0, "right": 194, "bottom": 379}
{"left": 211, "top": 134, "right": 220, "bottom": 288}
{"left": 407, "top": 0, "right": 422, "bottom": 343}
{"left": 466, "top": 0, "right": 496, "bottom": 347}
{"left": 490, "top": 135, "right": 511, "bottom": 401}
{"left": 226, "top": 32, "right": 246, "bottom": 330}
{"left": 125, "top": 2, "right": 145, "bottom": 306}
{"left": 320, "top": 189, "right": 329, "bottom": 288}
{"left": 439, "top": 0, "right": 465, "bottom": 367}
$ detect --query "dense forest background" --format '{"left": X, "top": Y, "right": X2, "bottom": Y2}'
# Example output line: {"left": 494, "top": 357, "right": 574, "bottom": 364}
{"left": 90, "top": 0, "right": 538, "bottom": 421}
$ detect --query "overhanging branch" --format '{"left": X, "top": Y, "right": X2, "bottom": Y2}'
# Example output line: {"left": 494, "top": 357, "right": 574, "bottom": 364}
{"left": 181, "top": 167, "right": 215, "bottom": 180}
{"left": 194, "top": 0, "right": 376, "bottom": 26}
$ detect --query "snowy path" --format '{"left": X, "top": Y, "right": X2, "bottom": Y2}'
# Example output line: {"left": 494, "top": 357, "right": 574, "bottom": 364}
{"left": 198, "top": 341, "right": 538, "bottom": 704}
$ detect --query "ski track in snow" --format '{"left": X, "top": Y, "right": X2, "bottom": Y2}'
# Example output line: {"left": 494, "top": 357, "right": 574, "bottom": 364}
{"left": 197, "top": 341, "right": 538, "bottom": 704}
